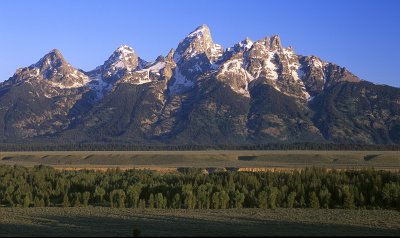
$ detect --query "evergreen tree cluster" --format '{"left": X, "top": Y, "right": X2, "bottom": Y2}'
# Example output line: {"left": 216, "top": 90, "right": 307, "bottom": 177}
{"left": 0, "top": 165, "right": 399, "bottom": 210}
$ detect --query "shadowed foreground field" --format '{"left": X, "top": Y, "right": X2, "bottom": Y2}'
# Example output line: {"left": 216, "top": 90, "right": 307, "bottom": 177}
{"left": 0, "top": 208, "right": 399, "bottom": 237}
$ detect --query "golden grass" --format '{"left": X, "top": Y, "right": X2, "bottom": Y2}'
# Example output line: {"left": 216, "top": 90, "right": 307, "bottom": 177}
{"left": 0, "top": 150, "right": 398, "bottom": 171}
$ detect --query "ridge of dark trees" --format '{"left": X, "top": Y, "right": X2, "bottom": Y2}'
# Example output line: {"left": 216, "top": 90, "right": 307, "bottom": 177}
{"left": 0, "top": 143, "right": 399, "bottom": 151}
{"left": 0, "top": 165, "right": 399, "bottom": 210}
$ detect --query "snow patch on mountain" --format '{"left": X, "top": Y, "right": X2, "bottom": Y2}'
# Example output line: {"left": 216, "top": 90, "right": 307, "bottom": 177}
{"left": 87, "top": 73, "right": 112, "bottom": 100}
{"left": 168, "top": 67, "right": 195, "bottom": 94}
{"left": 147, "top": 62, "right": 166, "bottom": 73}
{"left": 244, "top": 39, "right": 280, "bottom": 82}
{"left": 174, "top": 24, "right": 223, "bottom": 65}
{"left": 227, "top": 38, "right": 254, "bottom": 56}
{"left": 265, "top": 52, "right": 279, "bottom": 80}
{"left": 237, "top": 38, "right": 254, "bottom": 52}
{"left": 119, "top": 61, "right": 169, "bottom": 85}
{"left": 124, "top": 62, "right": 166, "bottom": 85}
{"left": 102, "top": 45, "right": 138, "bottom": 78}
{"left": 217, "top": 58, "right": 254, "bottom": 97}
{"left": 283, "top": 48, "right": 302, "bottom": 81}
{"left": 210, "top": 44, "right": 223, "bottom": 63}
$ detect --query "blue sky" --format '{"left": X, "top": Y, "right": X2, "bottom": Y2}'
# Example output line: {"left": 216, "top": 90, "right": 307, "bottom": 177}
{"left": 1, "top": 0, "right": 399, "bottom": 87}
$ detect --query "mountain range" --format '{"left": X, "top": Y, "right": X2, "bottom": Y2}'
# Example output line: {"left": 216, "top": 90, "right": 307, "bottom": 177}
{"left": 1, "top": 24, "right": 399, "bottom": 145}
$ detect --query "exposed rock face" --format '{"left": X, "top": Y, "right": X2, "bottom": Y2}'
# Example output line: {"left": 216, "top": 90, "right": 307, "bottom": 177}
{"left": 100, "top": 45, "right": 139, "bottom": 82}
{"left": 310, "top": 81, "right": 400, "bottom": 144}
{"left": 174, "top": 24, "right": 223, "bottom": 65}
{"left": 0, "top": 50, "right": 92, "bottom": 140}
{"left": 7, "top": 49, "right": 90, "bottom": 89}
{"left": 0, "top": 24, "right": 398, "bottom": 144}
{"left": 170, "top": 25, "right": 223, "bottom": 94}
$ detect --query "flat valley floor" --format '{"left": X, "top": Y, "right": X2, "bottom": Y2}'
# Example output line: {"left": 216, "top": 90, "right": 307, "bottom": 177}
{"left": 1, "top": 208, "right": 399, "bottom": 237}
{"left": 0, "top": 150, "right": 399, "bottom": 171}
{"left": 1, "top": 151, "right": 399, "bottom": 236}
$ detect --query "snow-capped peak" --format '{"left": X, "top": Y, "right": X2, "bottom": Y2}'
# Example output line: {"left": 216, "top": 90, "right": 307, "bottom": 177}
{"left": 108, "top": 45, "right": 137, "bottom": 68}
{"left": 101, "top": 45, "right": 139, "bottom": 78}
{"left": 228, "top": 37, "right": 254, "bottom": 54}
{"left": 115, "top": 45, "right": 136, "bottom": 58}
{"left": 174, "top": 24, "right": 221, "bottom": 63}
{"left": 6, "top": 48, "right": 92, "bottom": 91}
{"left": 187, "top": 24, "right": 210, "bottom": 38}
{"left": 239, "top": 37, "right": 254, "bottom": 51}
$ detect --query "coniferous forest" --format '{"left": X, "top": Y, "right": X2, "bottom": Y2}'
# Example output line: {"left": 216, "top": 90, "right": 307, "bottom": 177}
{"left": 0, "top": 165, "right": 399, "bottom": 210}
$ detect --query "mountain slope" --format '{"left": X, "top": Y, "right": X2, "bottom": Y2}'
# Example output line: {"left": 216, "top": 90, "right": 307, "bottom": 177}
{"left": 311, "top": 81, "right": 400, "bottom": 144}
{"left": 0, "top": 24, "right": 399, "bottom": 145}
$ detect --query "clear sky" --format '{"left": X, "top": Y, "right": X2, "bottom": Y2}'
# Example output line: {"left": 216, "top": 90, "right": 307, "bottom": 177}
{"left": 1, "top": 0, "right": 399, "bottom": 87}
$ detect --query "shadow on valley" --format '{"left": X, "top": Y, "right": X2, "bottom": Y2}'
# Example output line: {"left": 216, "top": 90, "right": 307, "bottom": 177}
{"left": 238, "top": 156, "right": 257, "bottom": 161}
{"left": 1, "top": 212, "right": 399, "bottom": 237}
{"left": 364, "top": 154, "right": 381, "bottom": 161}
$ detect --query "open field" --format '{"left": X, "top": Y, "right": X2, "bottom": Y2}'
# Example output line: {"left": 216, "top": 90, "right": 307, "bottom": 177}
{"left": 0, "top": 150, "right": 399, "bottom": 171}
{"left": 1, "top": 153, "right": 399, "bottom": 236}
{"left": 0, "top": 208, "right": 399, "bottom": 237}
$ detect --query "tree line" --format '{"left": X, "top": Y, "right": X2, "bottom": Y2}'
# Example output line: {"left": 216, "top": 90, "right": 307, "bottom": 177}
{"left": 0, "top": 143, "right": 398, "bottom": 151}
{"left": 0, "top": 165, "right": 399, "bottom": 210}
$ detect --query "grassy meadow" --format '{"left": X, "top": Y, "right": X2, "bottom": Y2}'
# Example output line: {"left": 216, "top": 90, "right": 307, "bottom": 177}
{"left": 0, "top": 150, "right": 399, "bottom": 236}
{"left": 1, "top": 208, "right": 399, "bottom": 237}
{"left": 0, "top": 150, "right": 399, "bottom": 171}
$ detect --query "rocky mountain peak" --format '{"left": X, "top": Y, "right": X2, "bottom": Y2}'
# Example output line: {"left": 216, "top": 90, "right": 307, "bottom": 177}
{"left": 137, "top": 57, "right": 150, "bottom": 70}
{"left": 269, "top": 35, "right": 282, "bottom": 50}
{"left": 34, "top": 48, "right": 68, "bottom": 71}
{"left": 240, "top": 37, "right": 254, "bottom": 50}
{"left": 231, "top": 37, "right": 254, "bottom": 53}
{"left": 116, "top": 44, "right": 134, "bottom": 53}
{"left": 4, "top": 48, "right": 91, "bottom": 90}
{"left": 286, "top": 46, "right": 294, "bottom": 52}
{"left": 47, "top": 48, "right": 64, "bottom": 60}
{"left": 174, "top": 24, "right": 222, "bottom": 63}
{"left": 251, "top": 35, "right": 282, "bottom": 52}
{"left": 155, "top": 55, "right": 165, "bottom": 62}
{"left": 189, "top": 24, "right": 211, "bottom": 38}
{"left": 166, "top": 48, "right": 175, "bottom": 62}
{"left": 100, "top": 45, "right": 139, "bottom": 80}
{"left": 0, "top": 25, "right": 396, "bottom": 145}
{"left": 29, "top": 48, "right": 86, "bottom": 83}
{"left": 105, "top": 45, "right": 138, "bottom": 69}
